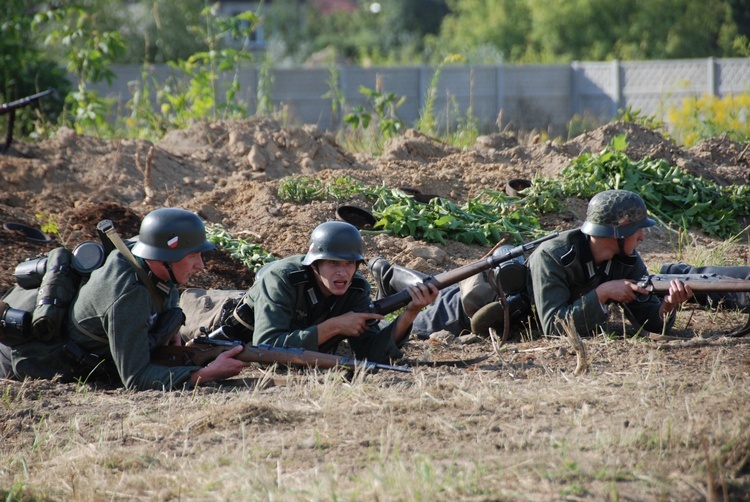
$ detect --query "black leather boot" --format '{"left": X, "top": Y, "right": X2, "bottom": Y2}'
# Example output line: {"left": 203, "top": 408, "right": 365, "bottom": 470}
{"left": 367, "top": 257, "right": 429, "bottom": 299}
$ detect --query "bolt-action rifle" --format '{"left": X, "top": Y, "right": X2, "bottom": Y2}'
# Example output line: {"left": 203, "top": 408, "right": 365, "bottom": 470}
{"left": 1, "top": 89, "right": 55, "bottom": 152}
{"left": 151, "top": 336, "right": 410, "bottom": 373}
{"left": 363, "top": 231, "right": 559, "bottom": 316}
{"left": 318, "top": 231, "right": 559, "bottom": 352}
{"left": 638, "top": 273, "right": 750, "bottom": 337}
{"left": 161, "top": 232, "right": 559, "bottom": 371}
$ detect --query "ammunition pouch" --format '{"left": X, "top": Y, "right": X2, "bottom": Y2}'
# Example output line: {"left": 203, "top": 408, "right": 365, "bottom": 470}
{"left": 60, "top": 340, "right": 117, "bottom": 383}
{"left": 62, "top": 340, "right": 106, "bottom": 374}
{"left": 32, "top": 247, "right": 81, "bottom": 341}
{"left": 470, "top": 293, "right": 532, "bottom": 338}
{"left": 0, "top": 287, "right": 37, "bottom": 346}
{"left": 148, "top": 307, "right": 187, "bottom": 349}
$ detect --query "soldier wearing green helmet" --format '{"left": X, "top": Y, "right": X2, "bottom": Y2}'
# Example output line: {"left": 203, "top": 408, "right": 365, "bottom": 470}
{"left": 0, "top": 208, "right": 252, "bottom": 390}
{"left": 525, "top": 189, "right": 693, "bottom": 337}
{"left": 241, "top": 221, "right": 438, "bottom": 363}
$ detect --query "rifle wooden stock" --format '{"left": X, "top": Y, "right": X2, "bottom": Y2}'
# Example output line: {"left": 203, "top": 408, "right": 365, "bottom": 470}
{"left": 151, "top": 337, "right": 410, "bottom": 372}
{"left": 640, "top": 273, "right": 750, "bottom": 337}
{"left": 639, "top": 274, "right": 750, "bottom": 294}
{"left": 364, "top": 231, "right": 559, "bottom": 316}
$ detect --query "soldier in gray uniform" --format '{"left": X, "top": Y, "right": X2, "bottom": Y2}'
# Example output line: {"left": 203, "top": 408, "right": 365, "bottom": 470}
{"left": 526, "top": 190, "right": 692, "bottom": 337}
{"left": 241, "top": 221, "right": 438, "bottom": 363}
{"left": 0, "top": 208, "right": 252, "bottom": 390}
{"left": 370, "top": 190, "right": 694, "bottom": 338}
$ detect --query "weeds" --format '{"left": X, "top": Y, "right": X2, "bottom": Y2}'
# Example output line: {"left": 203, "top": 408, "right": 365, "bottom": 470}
{"left": 205, "top": 224, "right": 275, "bottom": 273}
{"left": 344, "top": 80, "right": 406, "bottom": 142}
{"left": 277, "top": 175, "right": 544, "bottom": 245}
{"left": 525, "top": 134, "right": 750, "bottom": 238}
{"left": 667, "top": 93, "right": 750, "bottom": 147}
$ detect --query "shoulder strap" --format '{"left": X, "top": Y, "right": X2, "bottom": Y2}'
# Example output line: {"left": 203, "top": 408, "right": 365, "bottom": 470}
{"left": 98, "top": 219, "right": 165, "bottom": 312}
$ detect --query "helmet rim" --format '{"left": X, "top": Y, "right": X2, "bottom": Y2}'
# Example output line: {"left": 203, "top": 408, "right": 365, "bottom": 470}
{"left": 301, "top": 221, "right": 365, "bottom": 266}
{"left": 131, "top": 208, "right": 215, "bottom": 262}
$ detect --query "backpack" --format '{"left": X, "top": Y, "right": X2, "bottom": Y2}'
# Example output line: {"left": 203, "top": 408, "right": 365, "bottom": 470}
{"left": 0, "top": 241, "right": 105, "bottom": 347}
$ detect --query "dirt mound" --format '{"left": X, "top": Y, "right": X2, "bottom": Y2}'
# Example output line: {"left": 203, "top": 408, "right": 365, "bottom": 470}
{"left": 2, "top": 119, "right": 750, "bottom": 500}
{"left": 1, "top": 120, "right": 747, "bottom": 293}
{"left": 381, "top": 129, "right": 459, "bottom": 162}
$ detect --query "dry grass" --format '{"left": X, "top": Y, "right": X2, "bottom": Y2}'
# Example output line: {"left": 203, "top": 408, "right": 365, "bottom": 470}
{"left": 2, "top": 237, "right": 750, "bottom": 500}
{"left": 2, "top": 327, "right": 749, "bottom": 500}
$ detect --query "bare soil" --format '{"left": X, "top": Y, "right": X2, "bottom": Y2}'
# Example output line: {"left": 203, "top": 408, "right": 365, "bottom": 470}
{"left": 1, "top": 120, "right": 749, "bottom": 500}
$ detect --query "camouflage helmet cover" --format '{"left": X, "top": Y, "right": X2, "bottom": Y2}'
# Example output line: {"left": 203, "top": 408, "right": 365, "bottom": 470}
{"left": 301, "top": 221, "right": 365, "bottom": 266}
{"left": 581, "top": 190, "right": 655, "bottom": 238}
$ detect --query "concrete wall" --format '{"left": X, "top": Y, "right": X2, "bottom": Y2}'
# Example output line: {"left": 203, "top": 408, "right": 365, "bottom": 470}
{"left": 84, "top": 58, "right": 750, "bottom": 137}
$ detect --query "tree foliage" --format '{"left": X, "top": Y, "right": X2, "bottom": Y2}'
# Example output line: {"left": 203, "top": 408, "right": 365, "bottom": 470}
{"left": 0, "top": 0, "right": 69, "bottom": 135}
{"left": 436, "top": 0, "right": 746, "bottom": 63}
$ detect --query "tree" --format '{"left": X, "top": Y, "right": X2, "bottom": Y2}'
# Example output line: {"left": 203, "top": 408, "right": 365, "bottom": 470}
{"left": 0, "top": 0, "right": 69, "bottom": 134}
{"left": 435, "top": 0, "right": 745, "bottom": 63}
{"left": 436, "top": 0, "right": 532, "bottom": 62}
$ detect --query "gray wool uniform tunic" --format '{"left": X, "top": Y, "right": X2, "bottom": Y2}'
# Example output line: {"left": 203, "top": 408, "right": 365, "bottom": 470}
{"left": 527, "top": 229, "right": 671, "bottom": 337}
{"left": 244, "top": 255, "right": 404, "bottom": 363}
{"left": 10, "top": 250, "right": 200, "bottom": 390}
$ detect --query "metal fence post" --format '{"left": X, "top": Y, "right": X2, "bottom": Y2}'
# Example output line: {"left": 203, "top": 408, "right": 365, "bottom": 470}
{"left": 707, "top": 57, "right": 717, "bottom": 97}
{"left": 496, "top": 64, "right": 504, "bottom": 127}
{"left": 612, "top": 59, "right": 622, "bottom": 116}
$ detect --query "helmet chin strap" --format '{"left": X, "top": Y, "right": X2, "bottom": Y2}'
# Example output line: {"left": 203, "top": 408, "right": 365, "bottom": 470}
{"left": 616, "top": 237, "right": 628, "bottom": 258}
{"left": 162, "top": 261, "right": 178, "bottom": 283}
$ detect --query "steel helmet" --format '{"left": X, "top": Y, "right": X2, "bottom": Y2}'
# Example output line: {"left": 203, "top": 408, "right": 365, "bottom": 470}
{"left": 131, "top": 208, "right": 215, "bottom": 262}
{"left": 301, "top": 221, "right": 365, "bottom": 266}
{"left": 580, "top": 190, "right": 655, "bottom": 238}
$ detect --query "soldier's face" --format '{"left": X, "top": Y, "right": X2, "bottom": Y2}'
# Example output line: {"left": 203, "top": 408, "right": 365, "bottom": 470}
{"left": 623, "top": 228, "right": 645, "bottom": 255}
{"left": 170, "top": 252, "right": 206, "bottom": 285}
{"left": 313, "top": 260, "right": 357, "bottom": 296}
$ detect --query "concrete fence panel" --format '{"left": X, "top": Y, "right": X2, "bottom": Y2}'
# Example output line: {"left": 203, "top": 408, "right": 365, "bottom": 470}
{"left": 80, "top": 58, "right": 750, "bottom": 137}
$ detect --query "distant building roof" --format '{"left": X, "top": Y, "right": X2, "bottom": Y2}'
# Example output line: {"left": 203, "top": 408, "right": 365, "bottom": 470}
{"left": 311, "top": 0, "right": 358, "bottom": 14}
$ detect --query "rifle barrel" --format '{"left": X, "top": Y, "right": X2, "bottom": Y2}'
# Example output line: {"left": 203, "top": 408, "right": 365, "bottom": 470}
{"left": 151, "top": 337, "right": 411, "bottom": 372}
{"left": 641, "top": 274, "right": 750, "bottom": 293}
{"left": 0, "top": 89, "right": 54, "bottom": 115}
{"left": 365, "top": 231, "right": 558, "bottom": 316}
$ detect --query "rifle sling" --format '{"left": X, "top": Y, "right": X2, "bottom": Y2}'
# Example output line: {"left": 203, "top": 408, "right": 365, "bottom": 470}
{"left": 103, "top": 225, "right": 166, "bottom": 313}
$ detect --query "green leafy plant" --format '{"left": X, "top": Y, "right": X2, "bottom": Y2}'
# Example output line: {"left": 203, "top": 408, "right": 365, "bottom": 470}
{"left": 615, "top": 106, "right": 665, "bottom": 132}
{"left": 345, "top": 85, "right": 405, "bottom": 138}
{"left": 323, "top": 63, "right": 346, "bottom": 129}
{"left": 526, "top": 134, "right": 750, "bottom": 238}
{"left": 206, "top": 224, "right": 275, "bottom": 273}
{"left": 33, "top": 6, "right": 126, "bottom": 137}
{"left": 416, "top": 54, "right": 463, "bottom": 136}
{"left": 35, "top": 213, "right": 58, "bottom": 236}
{"left": 277, "top": 175, "right": 544, "bottom": 245}
{"left": 255, "top": 51, "right": 275, "bottom": 118}
{"left": 158, "top": 8, "right": 257, "bottom": 129}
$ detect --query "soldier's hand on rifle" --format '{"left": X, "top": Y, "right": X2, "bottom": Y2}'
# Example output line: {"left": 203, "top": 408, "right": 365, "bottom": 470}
{"left": 189, "top": 344, "right": 253, "bottom": 386}
{"left": 596, "top": 279, "right": 651, "bottom": 305}
{"left": 403, "top": 282, "right": 439, "bottom": 313}
{"left": 391, "top": 282, "right": 439, "bottom": 345}
{"left": 659, "top": 280, "right": 693, "bottom": 317}
{"left": 318, "top": 311, "right": 384, "bottom": 343}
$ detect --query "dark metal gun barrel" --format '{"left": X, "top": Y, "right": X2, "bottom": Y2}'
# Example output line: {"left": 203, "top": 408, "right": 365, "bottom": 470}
{"left": 0, "top": 89, "right": 55, "bottom": 115}
{"left": 365, "top": 231, "right": 559, "bottom": 316}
